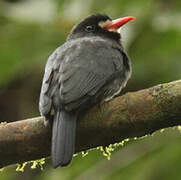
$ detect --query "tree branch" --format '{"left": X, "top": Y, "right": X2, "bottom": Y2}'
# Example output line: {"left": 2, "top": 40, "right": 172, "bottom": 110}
{"left": 0, "top": 80, "right": 181, "bottom": 168}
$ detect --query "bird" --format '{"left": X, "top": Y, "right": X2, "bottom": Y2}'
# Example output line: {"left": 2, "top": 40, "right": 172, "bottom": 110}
{"left": 39, "top": 14, "right": 135, "bottom": 168}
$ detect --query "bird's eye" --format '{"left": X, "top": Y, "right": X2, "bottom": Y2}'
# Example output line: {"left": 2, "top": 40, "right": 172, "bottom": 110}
{"left": 85, "top": 25, "right": 95, "bottom": 32}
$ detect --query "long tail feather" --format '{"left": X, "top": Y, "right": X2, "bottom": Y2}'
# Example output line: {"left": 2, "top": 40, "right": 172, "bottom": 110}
{"left": 51, "top": 110, "right": 76, "bottom": 168}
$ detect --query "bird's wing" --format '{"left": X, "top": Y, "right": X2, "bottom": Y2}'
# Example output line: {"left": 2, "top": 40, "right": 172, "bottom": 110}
{"left": 39, "top": 48, "right": 60, "bottom": 116}
{"left": 39, "top": 39, "right": 125, "bottom": 114}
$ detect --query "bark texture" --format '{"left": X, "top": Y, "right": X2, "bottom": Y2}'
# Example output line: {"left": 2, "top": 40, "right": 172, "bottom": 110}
{"left": 0, "top": 80, "right": 181, "bottom": 168}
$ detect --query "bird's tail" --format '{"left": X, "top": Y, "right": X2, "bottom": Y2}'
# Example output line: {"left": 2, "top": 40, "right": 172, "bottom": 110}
{"left": 51, "top": 110, "right": 77, "bottom": 168}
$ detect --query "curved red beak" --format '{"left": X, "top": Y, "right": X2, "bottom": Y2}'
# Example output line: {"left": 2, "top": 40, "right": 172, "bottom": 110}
{"left": 105, "top": 16, "right": 136, "bottom": 30}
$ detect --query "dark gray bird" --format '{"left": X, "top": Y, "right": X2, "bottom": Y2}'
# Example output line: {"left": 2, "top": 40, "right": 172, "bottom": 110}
{"left": 39, "top": 14, "right": 135, "bottom": 168}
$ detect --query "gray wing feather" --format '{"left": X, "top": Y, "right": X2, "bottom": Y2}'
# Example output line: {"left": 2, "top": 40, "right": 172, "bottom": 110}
{"left": 59, "top": 45, "right": 123, "bottom": 104}
{"left": 39, "top": 48, "right": 60, "bottom": 116}
{"left": 39, "top": 39, "right": 124, "bottom": 114}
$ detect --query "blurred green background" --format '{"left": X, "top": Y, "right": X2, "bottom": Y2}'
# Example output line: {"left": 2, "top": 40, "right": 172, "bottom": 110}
{"left": 0, "top": 0, "right": 181, "bottom": 179}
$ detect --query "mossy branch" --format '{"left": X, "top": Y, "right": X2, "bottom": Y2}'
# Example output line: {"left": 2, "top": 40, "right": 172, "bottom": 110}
{"left": 0, "top": 80, "right": 181, "bottom": 168}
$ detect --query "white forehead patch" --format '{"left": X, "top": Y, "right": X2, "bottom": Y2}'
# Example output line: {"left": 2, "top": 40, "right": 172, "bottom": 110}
{"left": 98, "top": 20, "right": 111, "bottom": 28}
{"left": 98, "top": 20, "right": 118, "bottom": 33}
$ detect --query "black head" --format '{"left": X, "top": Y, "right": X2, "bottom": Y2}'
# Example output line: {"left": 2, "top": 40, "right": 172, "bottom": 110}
{"left": 67, "top": 14, "right": 121, "bottom": 42}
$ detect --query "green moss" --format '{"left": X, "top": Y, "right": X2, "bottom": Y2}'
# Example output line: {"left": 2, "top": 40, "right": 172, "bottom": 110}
{"left": 97, "top": 136, "right": 156, "bottom": 161}
{"left": 16, "top": 162, "right": 28, "bottom": 172}
{"left": 81, "top": 151, "right": 89, "bottom": 157}
{"left": 0, "top": 122, "right": 7, "bottom": 125}
{"left": 118, "top": 138, "right": 130, "bottom": 146}
{"left": 98, "top": 146, "right": 113, "bottom": 160}
{"left": 160, "top": 128, "right": 165, "bottom": 133}
{"left": 30, "top": 158, "right": 45, "bottom": 170}
{"left": 96, "top": 138, "right": 131, "bottom": 160}
{"left": 177, "top": 126, "right": 181, "bottom": 133}
{"left": 73, "top": 153, "right": 78, "bottom": 157}
{"left": 16, "top": 158, "right": 45, "bottom": 172}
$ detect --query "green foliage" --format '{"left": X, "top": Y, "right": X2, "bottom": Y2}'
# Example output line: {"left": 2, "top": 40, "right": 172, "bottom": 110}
{"left": 0, "top": 16, "right": 65, "bottom": 86}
